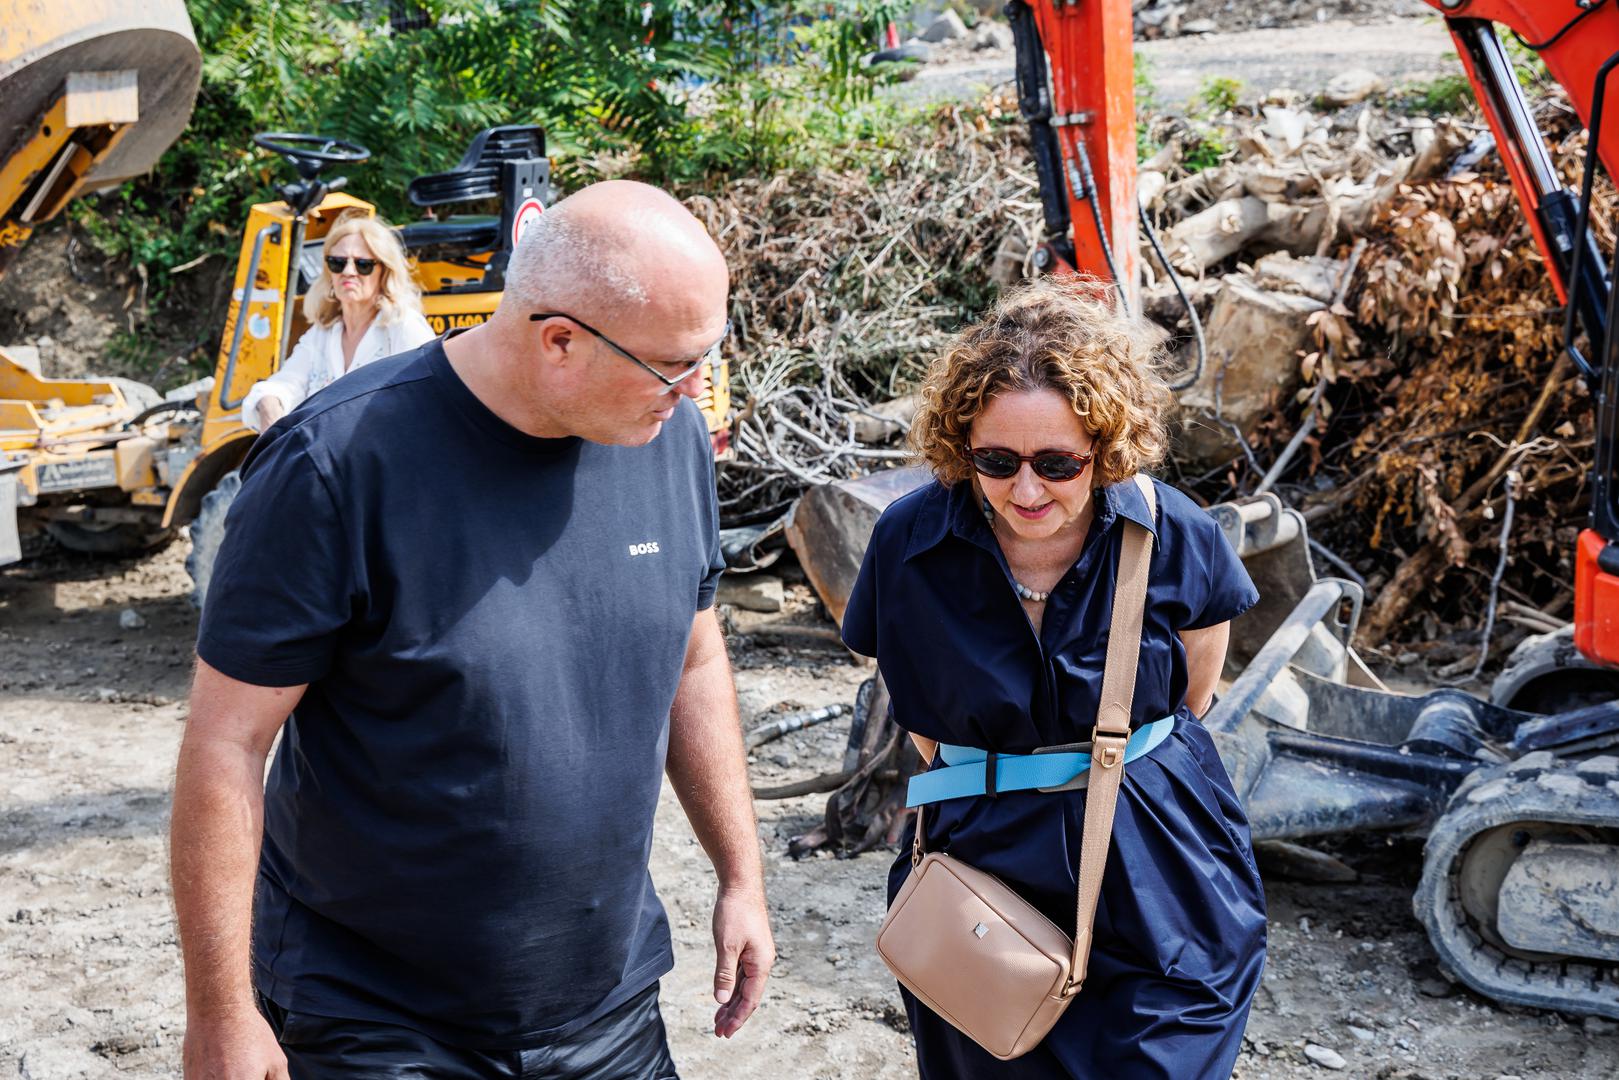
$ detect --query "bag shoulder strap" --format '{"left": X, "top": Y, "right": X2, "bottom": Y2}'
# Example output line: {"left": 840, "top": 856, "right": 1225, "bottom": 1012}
{"left": 1065, "top": 473, "right": 1156, "bottom": 992}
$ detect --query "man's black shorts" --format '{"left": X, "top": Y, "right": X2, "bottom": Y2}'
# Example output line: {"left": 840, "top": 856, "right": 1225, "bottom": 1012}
{"left": 256, "top": 983, "right": 679, "bottom": 1080}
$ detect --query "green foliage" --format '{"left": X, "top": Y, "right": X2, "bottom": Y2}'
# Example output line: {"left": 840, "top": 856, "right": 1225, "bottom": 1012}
{"left": 1503, "top": 34, "right": 1552, "bottom": 93}
{"left": 74, "top": 0, "right": 907, "bottom": 296}
{"left": 1395, "top": 72, "right": 1474, "bottom": 116}
{"left": 1388, "top": 43, "right": 1546, "bottom": 118}
{"left": 104, "top": 329, "right": 164, "bottom": 373}
{"left": 1197, "top": 75, "right": 1242, "bottom": 116}
{"left": 1181, "top": 125, "right": 1231, "bottom": 174}
{"left": 655, "top": 1, "right": 912, "bottom": 183}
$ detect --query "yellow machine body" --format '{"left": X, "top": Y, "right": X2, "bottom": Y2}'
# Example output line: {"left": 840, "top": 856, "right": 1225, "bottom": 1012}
{"left": 2, "top": 108, "right": 733, "bottom": 564}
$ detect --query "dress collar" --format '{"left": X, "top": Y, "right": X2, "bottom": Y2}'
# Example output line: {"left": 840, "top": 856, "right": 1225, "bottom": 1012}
{"left": 903, "top": 474, "right": 1157, "bottom": 563}
{"left": 324, "top": 317, "right": 385, "bottom": 373}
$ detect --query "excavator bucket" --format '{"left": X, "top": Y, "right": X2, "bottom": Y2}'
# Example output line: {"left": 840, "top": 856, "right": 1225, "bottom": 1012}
{"left": 0, "top": 0, "right": 201, "bottom": 281}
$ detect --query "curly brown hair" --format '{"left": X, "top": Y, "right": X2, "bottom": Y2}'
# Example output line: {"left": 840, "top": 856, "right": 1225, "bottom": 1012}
{"left": 910, "top": 277, "right": 1173, "bottom": 487}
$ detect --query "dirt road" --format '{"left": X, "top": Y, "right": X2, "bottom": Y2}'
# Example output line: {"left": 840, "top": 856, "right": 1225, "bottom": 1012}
{"left": 3, "top": 544, "right": 1616, "bottom": 1078}
{"left": 899, "top": 15, "right": 1456, "bottom": 109}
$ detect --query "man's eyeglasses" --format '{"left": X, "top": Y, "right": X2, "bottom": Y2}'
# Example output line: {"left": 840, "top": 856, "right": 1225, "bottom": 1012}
{"left": 965, "top": 446, "right": 1094, "bottom": 483}
{"left": 529, "top": 311, "right": 729, "bottom": 388}
{"left": 325, "top": 255, "right": 377, "bottom": 276}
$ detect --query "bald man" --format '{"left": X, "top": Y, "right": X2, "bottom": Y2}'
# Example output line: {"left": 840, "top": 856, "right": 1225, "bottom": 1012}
{"left": 172, "top": 181, "right": 773, "bottom": 1079}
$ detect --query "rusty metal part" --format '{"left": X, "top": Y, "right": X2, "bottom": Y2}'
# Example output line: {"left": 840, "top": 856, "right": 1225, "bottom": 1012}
{"left": 784, "top": 466, "right": 928, "bottom": 626}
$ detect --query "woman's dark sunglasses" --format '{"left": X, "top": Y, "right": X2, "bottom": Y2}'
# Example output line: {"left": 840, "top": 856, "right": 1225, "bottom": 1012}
{"left": 966, "top": 446, "right": 1094, "bottom": 482}
{"left": 325, "top": 255, "right": 377, "bottom": 276}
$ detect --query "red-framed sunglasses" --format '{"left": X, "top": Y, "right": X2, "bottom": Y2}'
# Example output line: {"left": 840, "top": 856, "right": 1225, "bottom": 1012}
{"left": 965, "top": 446, "right": 1094, "bottom": 482}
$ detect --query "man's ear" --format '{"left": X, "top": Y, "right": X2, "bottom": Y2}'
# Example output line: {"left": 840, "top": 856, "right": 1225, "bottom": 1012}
{"left": 535, "top": 319, "right": 577, "bottom": 368}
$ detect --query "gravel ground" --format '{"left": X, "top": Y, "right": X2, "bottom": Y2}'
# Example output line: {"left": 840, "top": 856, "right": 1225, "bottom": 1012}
{"left": 895, "top": 14, "right": 1457, "bottom": 111}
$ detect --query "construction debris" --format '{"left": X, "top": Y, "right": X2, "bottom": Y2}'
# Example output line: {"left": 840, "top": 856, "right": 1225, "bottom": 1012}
{"left": 717, "top": 573, "right": 785, "bottom": 613}
{"left": 686, "top": 100, "right": 1043, "bottom": 526}
{"left": 784, "top": 468, "right": 928, "bottom": 625}
{"left": 696, "top": 84, "right": 1606, "bottom": 666}
{"left": 746, "top": 702, "right": 850, "bottom": 751}
{"left": 1176, "top": 275, "right": 1325, "bottom": 466}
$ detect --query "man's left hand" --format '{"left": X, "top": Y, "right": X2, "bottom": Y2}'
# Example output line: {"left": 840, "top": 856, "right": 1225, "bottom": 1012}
{"left": 711, "top": 885, "right": 774, "bottom": 1038}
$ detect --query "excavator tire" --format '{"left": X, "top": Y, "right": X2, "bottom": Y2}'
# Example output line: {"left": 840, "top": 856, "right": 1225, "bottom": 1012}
{"left": 45, "top": 518, "right": 174, "bottom": 556}
{"left": 185, "top": 469, "right": 241, "bottom": 610}
{"left": 1415, "top": 751, "right": 1619, "bottom": 1019}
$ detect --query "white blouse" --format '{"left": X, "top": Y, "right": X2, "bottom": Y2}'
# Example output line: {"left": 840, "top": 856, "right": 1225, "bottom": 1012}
{"left": 242, "top": 309, "right": 436, "bottom": 432}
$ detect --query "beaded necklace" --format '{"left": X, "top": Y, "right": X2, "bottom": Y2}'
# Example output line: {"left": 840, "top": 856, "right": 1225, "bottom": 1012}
{"left": 982, "top": 497, "right": 1051, "bottom": 603}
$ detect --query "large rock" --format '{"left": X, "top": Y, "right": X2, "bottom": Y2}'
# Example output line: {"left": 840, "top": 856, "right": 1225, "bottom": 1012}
{"left": 1322, "top": 69, "right": 1383, "bottom": 107}
{"left": 1175, "top": 275, "right": 1323, "bottom": 468}
{"left": 1304, "top": 1044, "right": 1348, "bottom": 1071}
{"left": 971, "top": 23, "right": 1012, "bottom": 51}
{"left": 918, "top": 10, "right": 968, "bottom": 43}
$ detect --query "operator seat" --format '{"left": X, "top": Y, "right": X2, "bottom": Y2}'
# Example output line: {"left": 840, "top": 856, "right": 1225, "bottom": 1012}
{"left": 398, "top": 125, "right": 547, "bottom": 262}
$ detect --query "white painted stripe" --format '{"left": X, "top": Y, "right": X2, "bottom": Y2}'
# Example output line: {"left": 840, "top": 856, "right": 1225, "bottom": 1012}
{"left": 231, "top": 288, "right": 282, "bottom": 304}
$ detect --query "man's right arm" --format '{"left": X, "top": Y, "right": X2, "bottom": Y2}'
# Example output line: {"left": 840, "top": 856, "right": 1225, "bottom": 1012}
{"left": 171, "top": 657, "right": 306, "bottom": 1080}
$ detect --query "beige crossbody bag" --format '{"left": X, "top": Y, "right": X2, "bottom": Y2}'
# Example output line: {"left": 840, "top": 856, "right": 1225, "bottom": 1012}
{"left": 874, "top": 475, "right": 1156, "bottom": 1061}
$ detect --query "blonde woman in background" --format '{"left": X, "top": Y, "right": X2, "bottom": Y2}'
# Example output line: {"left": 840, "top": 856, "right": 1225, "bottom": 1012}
{"left": 243, "top": 211, "right": 435, "bottom": 432}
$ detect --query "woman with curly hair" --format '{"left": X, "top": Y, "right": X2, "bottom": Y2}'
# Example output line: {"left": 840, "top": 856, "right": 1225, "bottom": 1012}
{"left": 243, "top": 211, "right": 434, "bottom": 432}
{"left": 842, "top": 277, "right": 1266, "bottom": 1078}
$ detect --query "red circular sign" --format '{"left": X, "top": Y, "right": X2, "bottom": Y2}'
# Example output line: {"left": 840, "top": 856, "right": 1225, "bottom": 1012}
{"left": 511, "top": 198, "right": 544, "bottom": 249}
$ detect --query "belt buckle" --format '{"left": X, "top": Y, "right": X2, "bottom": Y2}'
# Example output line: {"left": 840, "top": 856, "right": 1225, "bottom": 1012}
{"left": 1033, "top": 740, "right": 1094, "bottom": 793}
{"left": 1091, "top": 726, "right": 1129, "bottom": 770}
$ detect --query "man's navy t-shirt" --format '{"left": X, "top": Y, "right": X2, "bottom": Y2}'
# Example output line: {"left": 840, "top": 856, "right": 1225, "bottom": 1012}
{"left": 196, "top": 338, "right": 725, "bottom": 1049}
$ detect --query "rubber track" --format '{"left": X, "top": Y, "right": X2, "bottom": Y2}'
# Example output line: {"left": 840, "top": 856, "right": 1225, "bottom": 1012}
{"left": 1415, "top": 751, "right": 1619, "bottom": 1018}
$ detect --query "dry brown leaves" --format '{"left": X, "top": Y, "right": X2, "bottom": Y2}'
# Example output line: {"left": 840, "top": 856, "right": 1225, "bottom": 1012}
{"left": 1299, "top": 97, "right": 1612, "bottom": 649}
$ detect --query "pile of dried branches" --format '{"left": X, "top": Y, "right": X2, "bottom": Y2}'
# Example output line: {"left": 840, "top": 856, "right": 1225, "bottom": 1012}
{"left": 685, "top": 102, "right": 1041, "bottom": 524}
{"left": 1189, "top": 93, "right": 1613, "bottom": 666}
{"left": 689, "top": 87, "right": 1610, "bottom": 667}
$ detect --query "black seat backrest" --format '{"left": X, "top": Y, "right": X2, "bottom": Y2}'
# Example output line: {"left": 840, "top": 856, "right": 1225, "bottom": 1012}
{"left": 407, "top": 126, "right": 546, "bottom": 208}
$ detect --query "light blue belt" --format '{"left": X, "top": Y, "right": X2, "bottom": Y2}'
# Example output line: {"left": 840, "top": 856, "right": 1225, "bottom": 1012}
{"left": 905, "top": 716, "right": 1177, "bottom": 808}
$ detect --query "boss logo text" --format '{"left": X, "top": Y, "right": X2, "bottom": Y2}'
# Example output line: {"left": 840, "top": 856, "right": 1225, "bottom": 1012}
{"left": 628, "top": 542, "right": 661, "bottom": 556}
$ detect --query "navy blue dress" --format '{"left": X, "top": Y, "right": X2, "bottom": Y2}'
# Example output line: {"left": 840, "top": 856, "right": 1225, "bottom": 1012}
{"left": 842, "top": 476, "right": 1267, "bottom": 1079}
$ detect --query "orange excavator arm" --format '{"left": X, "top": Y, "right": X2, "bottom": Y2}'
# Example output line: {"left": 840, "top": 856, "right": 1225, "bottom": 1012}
{"left": 1006, "top": 0, "right": 1138, "bottom": 308}
{"left": 1423, "top": 1, "right": 1619, "bottom": 668}
{"left": 1009, "top": 0, "right": 1618, "bottom": 665}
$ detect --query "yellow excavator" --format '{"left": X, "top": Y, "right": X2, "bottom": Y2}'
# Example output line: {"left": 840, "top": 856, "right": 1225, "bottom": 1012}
{"left": 0, "top": 0, "right": 201, "bottom": 559}
{"left": 0, "top": 0, "right": 732, "bottom": 593}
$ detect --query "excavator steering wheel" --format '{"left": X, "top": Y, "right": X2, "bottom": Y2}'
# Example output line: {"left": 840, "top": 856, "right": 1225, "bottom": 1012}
{"left": 252, "top": 133, "right": 371, "bottom": 177}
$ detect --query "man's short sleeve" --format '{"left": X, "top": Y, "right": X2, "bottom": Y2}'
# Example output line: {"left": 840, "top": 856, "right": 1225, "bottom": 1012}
{"left": 695, "top": 422, "right": 726, "bottom": 611}
{"left": 1184, "top": 512, "right": 1260, "bottom": 631}
{"left": 196, "top": 428, "right": 359, "bottom": 686}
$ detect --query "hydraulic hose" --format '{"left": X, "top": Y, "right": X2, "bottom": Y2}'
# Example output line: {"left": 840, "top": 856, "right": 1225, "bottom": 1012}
{"left": 1139, "top": 202, "right": 1206, "bottom": 392}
